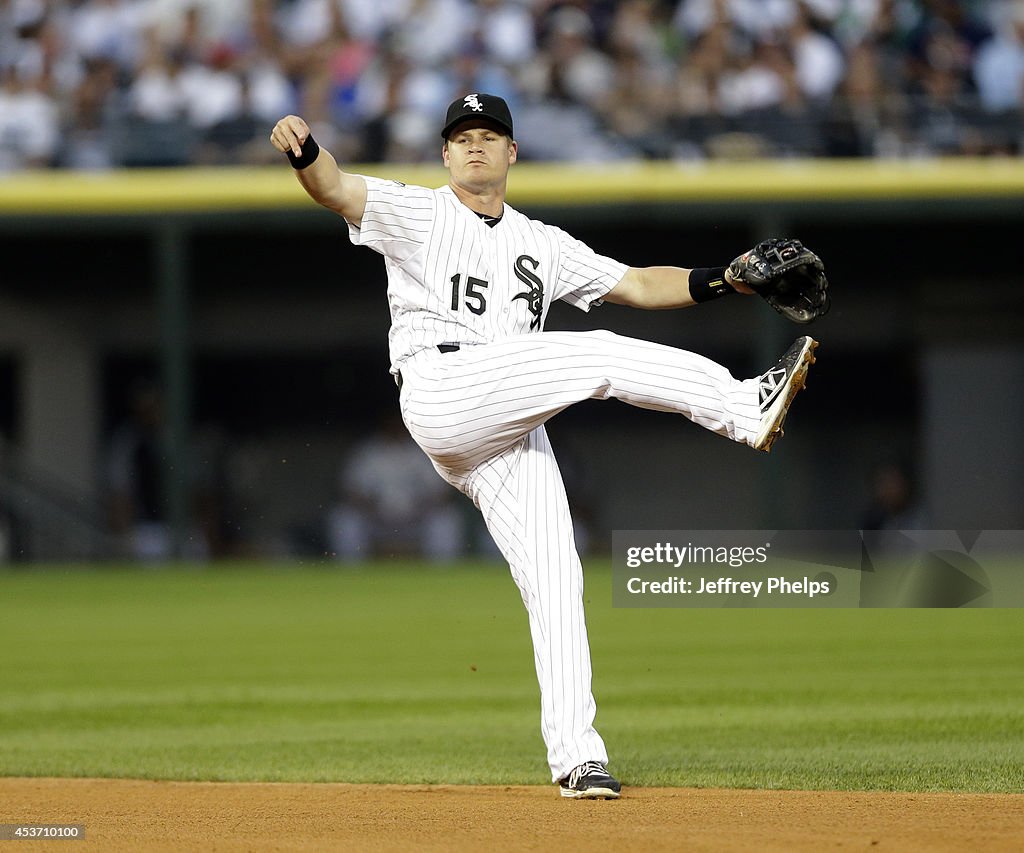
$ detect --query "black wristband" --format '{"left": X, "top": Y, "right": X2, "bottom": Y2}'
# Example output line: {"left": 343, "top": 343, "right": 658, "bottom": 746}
{"left": 688, "top": 266, "right": 734, "bottom": 303}
{"left": 286, "top": 134, "right": 320, "bottom": 170}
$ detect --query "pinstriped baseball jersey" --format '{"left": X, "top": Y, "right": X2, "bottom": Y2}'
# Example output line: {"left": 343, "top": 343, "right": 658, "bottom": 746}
{"left": 346, "top": 176, "right": 628, "bottom": 369}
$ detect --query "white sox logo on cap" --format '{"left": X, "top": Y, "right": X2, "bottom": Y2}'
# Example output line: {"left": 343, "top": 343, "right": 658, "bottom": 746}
{"left": 441, "top": 92, "right": 514, "bottom": 139}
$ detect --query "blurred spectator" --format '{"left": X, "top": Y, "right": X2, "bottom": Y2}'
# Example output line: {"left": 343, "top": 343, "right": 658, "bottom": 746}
{"left": 905, "top": 0, "right": 992, "bottom": 91}
{"left": 822, "top": 48, "right": 864, "bottom": 153}
{"left": 326, "top": 413, "right": 467, "bottom": 561}
{"left": 532, "top": 5, "right": 617, "bottom": 111}
{"left": 104, "top": 380, "right": 211, "bottom": 561}
{"left": 399, "top": 0, "right": 472, "bottom": 68}
{"left": 671, "top": 20, "right": 731, "bottom": 122}
{"left": 717, "top": 35, "right": 789, "bottom": 116}
{"left": 122, "top": 37, "right": 194, "bottom": 165}
{"left": 790, "top": 2, "right": 846, "bottom": 103}
{"left": 0, "top": 64, "right": 59, "bottom": 168}
{"left": 105, "top": 380, "right": 172, "bottom": 559}
{"left": 128, "top": 37, "right": 188, "bottom": 124}
{"left": 474, "top": 0, "right": 536, "bottom": 66}
{"left": 68, "top": 0, "right": 144, "bottom": 71}
{"left": 59, "top": 56, "right": 118, "bottom": 168}
{"left": 973, "top": 0, "right": 1024, "bottom": 113}
{"left": 447, "top": 37, "right": 519, "bottom": 110}
{"left": 860, "top": 459, "right": 929, "bottom": 531}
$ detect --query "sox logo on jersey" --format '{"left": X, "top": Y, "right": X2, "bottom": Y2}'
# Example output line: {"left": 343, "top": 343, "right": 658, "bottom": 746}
{"left": 512, "top": 255, "right": 544, "bottom": 329}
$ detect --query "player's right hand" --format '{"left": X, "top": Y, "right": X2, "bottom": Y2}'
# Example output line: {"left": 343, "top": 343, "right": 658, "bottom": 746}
{"left": 270, "top": 115, "right": 311, "bottom": 158}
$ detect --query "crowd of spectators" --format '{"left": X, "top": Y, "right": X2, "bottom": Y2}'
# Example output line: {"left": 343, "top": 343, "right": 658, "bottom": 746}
{"left": 1, "top": 0, "right": 1022, "bottom": 170}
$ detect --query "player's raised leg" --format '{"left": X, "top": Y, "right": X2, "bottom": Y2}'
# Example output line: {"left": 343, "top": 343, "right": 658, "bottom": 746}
{"left": 399, "top": 330, "right": 816, "bottom": 472}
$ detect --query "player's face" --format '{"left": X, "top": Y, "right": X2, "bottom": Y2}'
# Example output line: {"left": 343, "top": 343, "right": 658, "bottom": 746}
{"left": 442, "top": 121, "right": 517, "bottom": 188}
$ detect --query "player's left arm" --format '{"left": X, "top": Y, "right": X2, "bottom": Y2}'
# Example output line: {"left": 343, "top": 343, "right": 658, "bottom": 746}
{"left": 604, "top": 266, "right": 753, "bottom": 310}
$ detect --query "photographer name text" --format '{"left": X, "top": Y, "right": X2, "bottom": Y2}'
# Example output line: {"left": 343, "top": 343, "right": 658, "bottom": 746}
{"left": 624, "top": 575, "right": 831, "bottom": 598}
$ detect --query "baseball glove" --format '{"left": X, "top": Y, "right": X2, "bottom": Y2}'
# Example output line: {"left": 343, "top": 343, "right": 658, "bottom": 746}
{"left": 728, "top": 238, "right": 830, "bottom": 324}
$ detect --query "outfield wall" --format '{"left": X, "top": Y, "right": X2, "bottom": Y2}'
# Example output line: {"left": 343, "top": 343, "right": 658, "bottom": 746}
{"left": 1, "top": 159, "right": 1022, "bottom": 558}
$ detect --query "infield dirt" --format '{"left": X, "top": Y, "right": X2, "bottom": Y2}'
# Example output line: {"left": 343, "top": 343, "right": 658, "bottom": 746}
{"left": 2, "top": 778, "right": 1022, "bottom": 852}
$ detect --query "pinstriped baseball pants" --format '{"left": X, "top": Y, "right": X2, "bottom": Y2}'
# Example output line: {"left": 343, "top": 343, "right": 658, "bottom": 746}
{"left": 397, "top": 329, "right": 762, "bottom": 781}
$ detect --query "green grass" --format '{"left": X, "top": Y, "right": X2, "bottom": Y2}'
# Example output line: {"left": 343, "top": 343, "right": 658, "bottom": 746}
{"left": 1, "top": 561, "right": 1022, "bottom": 792}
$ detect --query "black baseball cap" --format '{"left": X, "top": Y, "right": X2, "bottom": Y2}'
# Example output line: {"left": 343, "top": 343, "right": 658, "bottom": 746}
{"left": 441, "top": 93, "right": 514, "bottom": 140}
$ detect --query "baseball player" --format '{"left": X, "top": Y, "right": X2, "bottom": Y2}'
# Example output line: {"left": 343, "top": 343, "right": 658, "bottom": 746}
{"left": 270, "top": 93, "right": 824, "bottom": 799}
